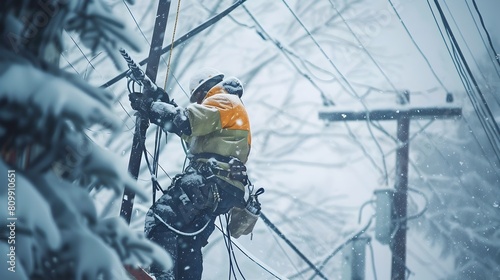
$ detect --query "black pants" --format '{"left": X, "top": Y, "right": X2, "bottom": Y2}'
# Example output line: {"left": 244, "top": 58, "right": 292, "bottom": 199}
{"left": 146, "top": 169, "right": 244, "bottom": 280}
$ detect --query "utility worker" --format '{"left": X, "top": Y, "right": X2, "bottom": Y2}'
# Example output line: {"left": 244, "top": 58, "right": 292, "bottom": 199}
{"left": 129, "top": 68, "right": 251, "bottom": 280}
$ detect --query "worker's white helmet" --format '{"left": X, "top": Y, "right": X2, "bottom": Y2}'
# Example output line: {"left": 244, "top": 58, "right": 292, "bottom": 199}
{"left": 189, "top": 67, "right": 224, "bottom": 103}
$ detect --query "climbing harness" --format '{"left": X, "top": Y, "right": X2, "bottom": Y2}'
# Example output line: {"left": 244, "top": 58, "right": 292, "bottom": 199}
{"left": 188, "top": 153, "right": 249, "bottom": 186}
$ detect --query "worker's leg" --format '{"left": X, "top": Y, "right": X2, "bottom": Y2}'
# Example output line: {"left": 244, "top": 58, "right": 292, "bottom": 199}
{"left": 148, "top": 225, "right": 178, "bottom": 280}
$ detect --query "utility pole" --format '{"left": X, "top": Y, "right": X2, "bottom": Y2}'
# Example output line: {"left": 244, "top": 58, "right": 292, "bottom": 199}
{"left": 318, "top": 93, "right": 461, "bottom": 280}
{"left": 392, "top": 91, "right": 411, "bottom": 280}
{"left": 120, "top": 0, "right": 172, "bottom": 224}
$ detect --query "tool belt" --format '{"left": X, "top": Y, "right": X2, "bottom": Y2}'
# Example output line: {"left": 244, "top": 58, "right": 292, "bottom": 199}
{"left": 189, "top": 153, "right": 249, "bottom": 186}
{"left": 145, "top": 170, "right": 219, "bottom": 238}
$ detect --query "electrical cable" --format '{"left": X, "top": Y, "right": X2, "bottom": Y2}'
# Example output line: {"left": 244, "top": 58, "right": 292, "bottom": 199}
{"left": 279, "top": 0, "right": 361, "bottom": 100}
{"left": 214, "top": 223, "right": 286, "bottom": 280}
{"left": 471, "top": 0, "right": 500, "bottom": 69}
{"left": 426, "top": 0, "right": 500, "bottom": 170}
{"left": 65, "top": 31, "right": 97, "bottom": 71}
{"left": 101, "top": 0, "right": 249, "bottom": 89}
{"left": 138, "top": 117, "right": 165, "bottom": 194}
{"left": 224, "top": 6, "right": 338, "bottom": 84}
{"left": 224, "top": 215, "right": 247, "bottom": 280}
{"left": 122, "top": 0, "right": 188, "bottom": 97}
{"left": 60, "top": 52, "right": 80, "bottom": 75}
{"left": 358, "top": 200, "right": 375, "bottom": 223}
{"left": 388, "top": 187, "right": 428, "bottom": 224}
{"left": 406, "top": 187, "right": 428, "bottom": 221}
{"left": 464, "top": 0, "right": 500, "bottom": 78}
{"left": 308, "top": 217, "right": 373, "bottom": 280}
{"left": 442, "top": 1, "right": 500, "bottom": 107}
{"left": 278, "top": 1, "right": 396, "bottom": 186}
{"left": 241, "top": 5, "right": 335, "bottom": 106}
{"left": 265, "top": 223, "right": 305, "bottom": 280}
{"left": 218, "top": 216, "right": 237, "bottom": 279}
{"left": 123, "top": 0, "right": 151, "bottom": 45}
{"left": 387, "top": 0, "right": 450, "bottom": 92}
{"left": 64, "top": 28, "right": 177, "bottom": 185}
{"left": 260, "top": 212, "right": 328, "bottom": 280}
{"left": 330, "top": 0, "right": 399, "bottom": 94}
{"left": 432, "top": 0, "right": 500, "bottom": 165}
{"left": 426, "top": 0, "right": 471, "bottom": 98}
{"left": 152, "top": 124, "right": 162, "bottom": 202}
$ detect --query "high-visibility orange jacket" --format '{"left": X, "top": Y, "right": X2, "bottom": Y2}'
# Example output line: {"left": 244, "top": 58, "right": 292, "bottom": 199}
{"left": 182, "top": 84, "right": 251, "bottom": 165}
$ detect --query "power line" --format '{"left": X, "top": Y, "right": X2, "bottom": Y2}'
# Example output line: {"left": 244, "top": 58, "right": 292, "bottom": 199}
{"left": 101, "top": 0, "right": 249, "bottom": 88}
{"left": 279, "top": 0, "right": 360, "bottom": 99}
{"left": 425, "top": 0, "right": 500, "bottom": 169}
{"left": 441, "top": 1, "right": 500, "bottom": 107}
{"left": 419, "top": 0, "right": 500, "bottom": 177}
{"left": 265, "top": 224, "right": 305, "bottom": 279}
{"left": 122, "top": 0, "right": 188, "bottom": 98}
{"left": 62, "top": 8, "right": 176, "bottom": 182}
{"left": 464, "top": 0, "right": 500, "bottom": 78}
{"left": 215, "top": 224, "right": 286, "bottom": 280}
{"left": 241, "top": 5, "right": 335, "bottom": 106}
{"left": 123, "top": 0, "right": 151, "bottom": 44}
{"left": 471, "top": 0, "right": 500, "bottom": 69}
{"left": 431, "top": 0, "right": 500, "bottom": 165}
{"left": 277, "top": 0, "right": 394, "bottom": 185}
{"left": 330, "top": 0, "right": 399, "bottom": 94}
{"left": 60, "top": 52, "right": 80, "bottom": 75}
{"left": 387, "top": 0, "right": 449, "bottom": 92}
{"left": 425, "top": 0, "right": 461, "bottom": 78}
{"left": 65, "top": 31, "right": 96, "bottom": 71}
{"left": 260, "top": 212, "right": 329, "bottom": 280}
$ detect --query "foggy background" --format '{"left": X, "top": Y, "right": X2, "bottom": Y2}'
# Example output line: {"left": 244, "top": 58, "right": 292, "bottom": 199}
{"left": 61, "top": 0, "right": 500, "bottom": 279}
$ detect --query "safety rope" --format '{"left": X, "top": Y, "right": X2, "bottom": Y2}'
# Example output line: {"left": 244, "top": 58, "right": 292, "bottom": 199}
{"left": 163, "top": 0, "right": 182, "bottom": 90}
{"left": 154, "top": 213, "right": 210, "bottom": 236}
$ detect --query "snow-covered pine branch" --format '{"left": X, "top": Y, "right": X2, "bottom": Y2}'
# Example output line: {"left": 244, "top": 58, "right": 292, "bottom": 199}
{"left": 0, "top": 1, "right": 170, "bottom": 279}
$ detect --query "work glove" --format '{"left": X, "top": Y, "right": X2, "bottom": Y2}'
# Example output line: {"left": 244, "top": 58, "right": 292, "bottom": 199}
{"left": 128, "top": 92, "right": 153, "bottom": 114}
{"left": 150, "top": 102, "right": 192, "bottom": 136}
{"left": 149, "top": 102, "right": 177, "bottom": 125}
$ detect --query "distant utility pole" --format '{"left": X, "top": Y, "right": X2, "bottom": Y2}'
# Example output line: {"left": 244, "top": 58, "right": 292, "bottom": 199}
{"left": 120, "top": 0, "right": 172, "bottom": 224}
{"left": 318, "top": 92, "right": 461, "bottom": 280}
